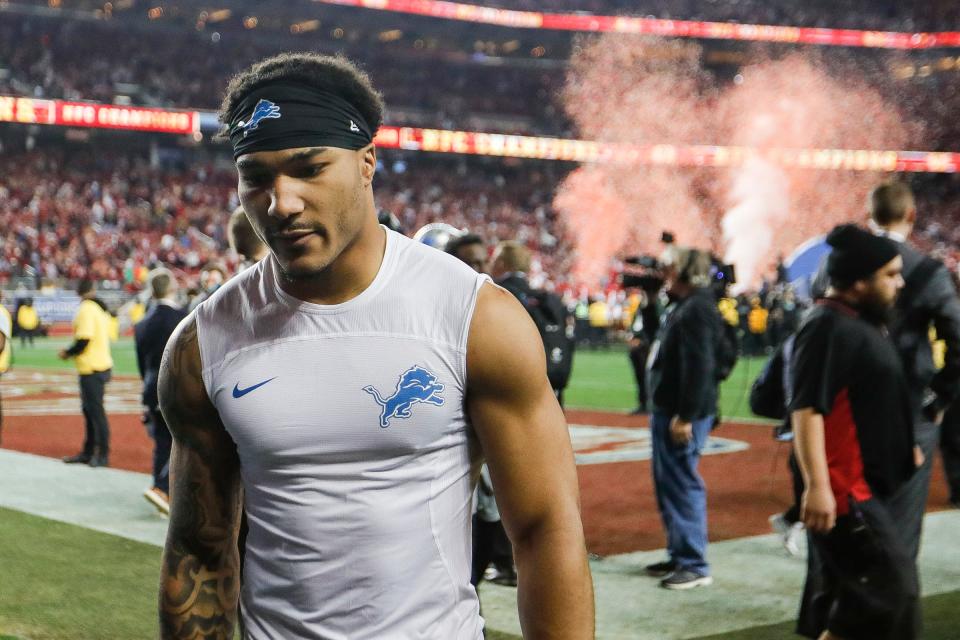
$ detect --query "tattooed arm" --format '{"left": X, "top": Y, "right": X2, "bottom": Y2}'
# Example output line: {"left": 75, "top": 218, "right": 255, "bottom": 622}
{"left": 158, "top": 316, "right": 242, "bottom": 639}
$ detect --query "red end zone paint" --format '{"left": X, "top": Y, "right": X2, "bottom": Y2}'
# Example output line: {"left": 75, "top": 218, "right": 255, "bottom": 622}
{"left": 0, "top": 379, "right": 950, "bottom": 557}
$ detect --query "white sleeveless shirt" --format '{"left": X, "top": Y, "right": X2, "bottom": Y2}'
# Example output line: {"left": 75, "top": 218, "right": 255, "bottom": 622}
{"left": 195, "top": 228, "right": 487, "bottom": 639}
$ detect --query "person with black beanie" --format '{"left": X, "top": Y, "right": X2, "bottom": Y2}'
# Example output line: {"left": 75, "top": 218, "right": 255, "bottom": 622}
{"left": 792, "top": 224, "right": 923, "bottom": 640}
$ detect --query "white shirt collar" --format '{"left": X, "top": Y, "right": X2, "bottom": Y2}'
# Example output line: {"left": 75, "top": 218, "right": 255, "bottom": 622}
{"left": 868, "top": 219, "right": 907, "bottom": 243}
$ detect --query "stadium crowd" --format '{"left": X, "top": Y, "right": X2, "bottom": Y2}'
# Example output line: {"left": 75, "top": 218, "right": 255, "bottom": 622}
{"left": 0, "top": 148, "right": 578, "bottom": 292}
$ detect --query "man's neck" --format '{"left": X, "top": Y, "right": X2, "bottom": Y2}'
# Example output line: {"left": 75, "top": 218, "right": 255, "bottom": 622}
{"left": 278, "top": 219, "right": 387, "bottom": 306}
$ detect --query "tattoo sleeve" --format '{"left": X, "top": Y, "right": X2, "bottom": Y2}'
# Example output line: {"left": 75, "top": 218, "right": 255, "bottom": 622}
{"left": 158, "top": 318, "right": 243, "bottom": 639}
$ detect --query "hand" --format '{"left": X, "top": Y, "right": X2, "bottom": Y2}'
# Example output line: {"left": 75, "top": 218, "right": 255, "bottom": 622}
{"left": 914, "top": 445, "right": 926, "bottom": 468}
{"left": 57, "top": 350, "right": 68, "bottom": 360}
{"left": 801, "top": 485, "right": 836, "bottom": 534}
{"left": 669, "top": 418, "right": 693, "bottom": 446}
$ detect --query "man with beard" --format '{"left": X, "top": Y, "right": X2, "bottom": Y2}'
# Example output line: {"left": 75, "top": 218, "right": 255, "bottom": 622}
{"left": 792, "top": 224, "right": 921, "bottom": 640}
{"left": 810, "top": 182, "right": 960, "bottom": 560}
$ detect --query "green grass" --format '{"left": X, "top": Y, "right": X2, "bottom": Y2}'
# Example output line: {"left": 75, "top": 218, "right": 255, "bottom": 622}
{"left": 0, "top": 506, "right": 518, "bottom": 640}
{"left": 565, "top": 346, "right": 767, "bottom": 420}
{"left": 10, "top": 338, "right": 769, "bottom": 421}
{"left": 0, "top": 507, "right": 162, "bottom": 640}
{"left": 3, "top": 508, "right": 957, "bottom": 640}
{"left": 10, "top": 337, "right": 138, "bottom": 377}
{"left": 694, "top": 590, "right": 960, "bottom": 639}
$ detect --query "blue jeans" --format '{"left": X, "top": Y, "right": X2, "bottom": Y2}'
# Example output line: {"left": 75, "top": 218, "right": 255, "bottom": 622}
{"left": 651, "top": 411, "right": 712, "bottom": 575}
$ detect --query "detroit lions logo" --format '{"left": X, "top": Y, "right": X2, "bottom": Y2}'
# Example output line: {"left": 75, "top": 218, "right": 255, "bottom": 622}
{"left": 236, "top": 99, "right": 281, "bottom": 136}
{"left": 363, "top": 366, "right": 445, "bottom": 428}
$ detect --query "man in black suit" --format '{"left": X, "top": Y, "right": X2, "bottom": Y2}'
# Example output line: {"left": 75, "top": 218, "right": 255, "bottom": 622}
{"left": 135, "top": 268, "right": 187, "bottom": 515}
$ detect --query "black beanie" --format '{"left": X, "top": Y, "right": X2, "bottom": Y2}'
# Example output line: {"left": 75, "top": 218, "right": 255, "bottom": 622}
{"left": 826, "top": 224, "right": 900, "bottom": 284}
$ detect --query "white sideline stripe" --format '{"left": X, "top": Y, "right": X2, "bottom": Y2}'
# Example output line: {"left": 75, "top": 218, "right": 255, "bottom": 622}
{"left": 3, "top": 448, "right": 960, "bottom": 639}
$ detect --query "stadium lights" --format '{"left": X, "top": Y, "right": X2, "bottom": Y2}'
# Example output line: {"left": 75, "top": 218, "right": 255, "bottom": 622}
{"left": 291, "top": 19, "right": 320, "bottom": 34}
{"left": 207, "top": 9, "right": 231, "bottom": 23}
{"left": 378, "top": 29, "right": 403, "bottom": 42}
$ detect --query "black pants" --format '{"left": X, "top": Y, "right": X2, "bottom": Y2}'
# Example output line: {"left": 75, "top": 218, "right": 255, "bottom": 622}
{"left": 941, "top": 402, "right": 960, "bottom": 502}
{"left": 148, "top": 407, "right": 172, "bottom": 493}
{"left": 471, "top": 516, "right": 513, "bottom": 586}
{"left": 79, "top": 370, "right": 111, "bottom": 458}
{"left": 628, "top": 343, "right": 649, "bottom": 409}
{"left": 797, "top": 498, "right": 920, "bottom": 640}
{"left": 887, "top": 420, "right": 937, "bottom": 560}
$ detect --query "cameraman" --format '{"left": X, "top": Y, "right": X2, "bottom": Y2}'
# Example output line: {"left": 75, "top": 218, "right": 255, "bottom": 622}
{"left": 644, "top": 246, "right": 722, "bottom": 590}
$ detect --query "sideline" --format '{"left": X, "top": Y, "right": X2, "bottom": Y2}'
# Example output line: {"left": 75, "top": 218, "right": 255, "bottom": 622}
{"left": 2, "top": 448, "right": 958, "bottom": 639}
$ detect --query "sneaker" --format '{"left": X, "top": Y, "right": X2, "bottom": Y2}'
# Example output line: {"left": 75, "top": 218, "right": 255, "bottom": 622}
{"left": 769, "top": 512, "right": 790, "bottom": 535}
{"left": 644, "top": 560, "right": 677, "bottom": 577}
{"left": 769, "top": 513, "right": 804, "bottom": 557}
{"left": 89, "top": 456, "right": 109, "bottom": 468}
{"left": 660, "top": 569, "right": 713, "bottom": 590}
{"left": 144, "top": 487, "right": 170, "bottom": 516}
{"left": 783, "top": 522, "right": 805, "bottom": 557}
{"left": 63, "top": 453, "right": 91, "bottom": 464}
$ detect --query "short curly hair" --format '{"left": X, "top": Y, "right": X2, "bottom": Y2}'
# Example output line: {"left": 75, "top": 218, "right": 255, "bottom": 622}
{"left": 217, "top": 52, "right": 385, "bottom": 136}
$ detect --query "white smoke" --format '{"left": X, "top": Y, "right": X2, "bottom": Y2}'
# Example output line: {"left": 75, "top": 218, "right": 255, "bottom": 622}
{"left": 722, "top": 156, "right": 791, "bottom": 291}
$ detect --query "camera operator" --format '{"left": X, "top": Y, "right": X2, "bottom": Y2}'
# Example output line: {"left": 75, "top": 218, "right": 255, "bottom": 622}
{"left": 643, "top": 246, "right": 723, "bottom": 590}
{"left": 622, "top": 256, "right": 665, "bottom": 415}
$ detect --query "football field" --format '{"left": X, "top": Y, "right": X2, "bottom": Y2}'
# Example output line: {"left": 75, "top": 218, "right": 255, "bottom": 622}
{"left": 2, "top": 337, "right": 959, "bottom": 639}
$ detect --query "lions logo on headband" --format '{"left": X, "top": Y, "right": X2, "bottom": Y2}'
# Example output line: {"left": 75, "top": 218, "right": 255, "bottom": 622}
{"left": 236, "top": 99, "right": 282, "bottom": 136}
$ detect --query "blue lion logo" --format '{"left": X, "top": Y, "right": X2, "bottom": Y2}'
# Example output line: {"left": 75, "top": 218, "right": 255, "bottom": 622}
{"left": 237, "top": 99, "right": 281, "bottom": 136}
{"left": 363, "top": 366, "right": 445, "bottom": 428}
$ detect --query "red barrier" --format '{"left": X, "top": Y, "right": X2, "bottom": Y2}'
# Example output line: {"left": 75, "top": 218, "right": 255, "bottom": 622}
{"left": 0, "top": 95, "right": 200, "bottom": 135}
{"left": 316, "top": 0, "right": 960, "bottom": 49}
{"left": 374, "top": 126, "right": 960, "bottom": 173}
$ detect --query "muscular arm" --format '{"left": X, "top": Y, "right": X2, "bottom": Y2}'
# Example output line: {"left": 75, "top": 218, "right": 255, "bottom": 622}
{"left": 791, "top": 408, "right": 835, "bottom": 534}
{"left": 467, "top": 283, "right": 594, "bottom": 639}
{"left": 158, "top": 316, "right": 243, "bottom": 639}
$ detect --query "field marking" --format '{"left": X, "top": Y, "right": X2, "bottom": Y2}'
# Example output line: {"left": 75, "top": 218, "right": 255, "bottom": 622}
{"left": 570, "top": 424, "right": 749, "bottom": 465}
{"left": 1, "top": 368, "right": 143, "bottom": 416}
{"left": 3, "top": 447, "right": 959, "bottom": 640}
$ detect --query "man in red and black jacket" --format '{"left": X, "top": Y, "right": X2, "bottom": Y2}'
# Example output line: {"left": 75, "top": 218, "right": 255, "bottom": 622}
{"left": 792, "top": 224, "right": 921, "bottom": 640}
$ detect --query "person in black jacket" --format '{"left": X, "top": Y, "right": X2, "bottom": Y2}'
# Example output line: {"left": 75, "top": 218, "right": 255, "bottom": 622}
{"left": 644, "top": 246, "right": 722, "bottom": 590}
{"left": 810, "top": 181, "right": 960, "bottom": 559}
{"left": 135, "top": 268, "right": 187, "bottom": 515}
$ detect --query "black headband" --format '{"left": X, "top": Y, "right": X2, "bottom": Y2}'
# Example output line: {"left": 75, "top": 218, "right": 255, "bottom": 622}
{"left": 227, "top": 82, "right": 374, "bottom": 159}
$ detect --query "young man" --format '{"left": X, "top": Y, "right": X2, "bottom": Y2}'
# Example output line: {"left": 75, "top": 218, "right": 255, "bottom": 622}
{"left": 158, "top": 53, "right": 594, "bottom": 640}
{"left": 792, "top": 224, "right": 920, "bottom": 640}
{"left": 135, "top": 268, "right": 186, "bottom": 515}
{"left": 446, "top": 233, "right": 488, "bottom": 275}
{"left": 644, "top": 246, "right": 722, "bottom": 590}
{"left": 228, "top": 205, "right": 269, "bottom": 270}
{"left": 60, "top": 279, "right": 113, "bottom": 467}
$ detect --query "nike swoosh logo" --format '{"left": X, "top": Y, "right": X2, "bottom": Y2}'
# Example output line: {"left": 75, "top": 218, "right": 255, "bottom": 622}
{"left": 232, "top": 377, "right": 277, "bottom": 398}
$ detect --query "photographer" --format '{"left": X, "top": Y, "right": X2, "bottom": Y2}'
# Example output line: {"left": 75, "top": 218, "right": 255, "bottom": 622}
{"left": 644, "top": 246, "right": 722, "bottom": 590}
{"left": 623, "top": 257, "right": 664, "bottom": 415}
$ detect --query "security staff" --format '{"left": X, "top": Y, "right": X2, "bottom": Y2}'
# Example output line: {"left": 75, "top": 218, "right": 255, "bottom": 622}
{"left": 60, "top": 279, "right": 114, "bottom": 467}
